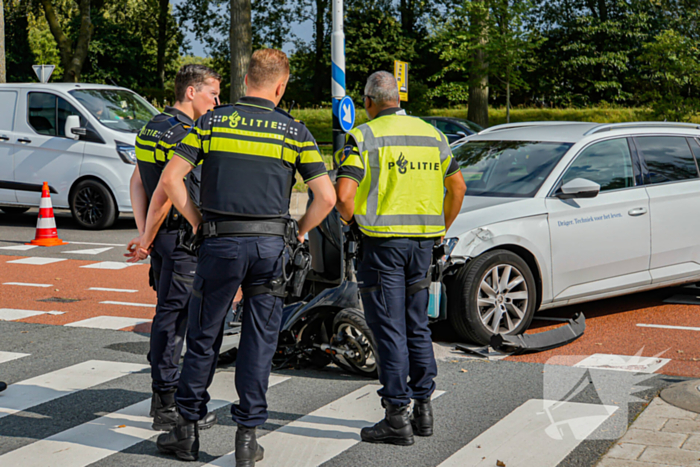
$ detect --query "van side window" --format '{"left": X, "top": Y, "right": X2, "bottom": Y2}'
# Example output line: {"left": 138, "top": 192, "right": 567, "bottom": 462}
{"left": 561, "top": 138, "right": 635, "bottom": 192}
{"left": 28, "top": 93, "right": 57, "bottom": 135}
{"left": 635, "top": 136, "right": 699, "bottom": 184}
{"left": 28, "top": 92, "right": 84, "bottom": 138}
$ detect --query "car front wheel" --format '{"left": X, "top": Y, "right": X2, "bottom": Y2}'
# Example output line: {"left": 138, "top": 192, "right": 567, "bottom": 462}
{"left": 448, "top": 249, "right": 537, "bottom": 345}
{"left": 70, "top": 179, "right": 117, "bottom": 230}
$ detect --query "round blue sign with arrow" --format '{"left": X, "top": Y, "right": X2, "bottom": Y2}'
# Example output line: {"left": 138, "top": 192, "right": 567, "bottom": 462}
{"left": 338, "top": 95, "right": 355, "bottom": 133}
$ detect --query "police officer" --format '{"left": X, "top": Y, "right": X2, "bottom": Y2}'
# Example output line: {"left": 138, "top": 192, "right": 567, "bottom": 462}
{"left": 126, "top": 64, "right": 222, "bottom": 432}
{"left": 155, "top": 49, "right": 336, "bottom": 464}
{"left": 335, "top": 71, "right": 466, "bottom": 445}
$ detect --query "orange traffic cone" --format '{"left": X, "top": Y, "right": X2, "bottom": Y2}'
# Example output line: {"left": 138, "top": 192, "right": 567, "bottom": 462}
{"left": 27, "top": 182, "right": 68, "bottom": 247}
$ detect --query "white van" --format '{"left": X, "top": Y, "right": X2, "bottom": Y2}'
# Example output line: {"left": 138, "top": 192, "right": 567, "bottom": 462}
{"left": 0, "top": 83, "right": 159, "bottom": 229}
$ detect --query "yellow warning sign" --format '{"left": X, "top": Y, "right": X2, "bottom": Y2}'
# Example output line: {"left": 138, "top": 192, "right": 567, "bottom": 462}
{"left": 394, "top": 60, "right": 408, "bottom": 102}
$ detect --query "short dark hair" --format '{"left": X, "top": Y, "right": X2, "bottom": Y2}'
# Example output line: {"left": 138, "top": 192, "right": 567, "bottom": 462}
{"left": 174, "top": 64, "right": 222, "bottom": 102}
{"left": 247, "top": 49, "right": 290, "bottom": 89}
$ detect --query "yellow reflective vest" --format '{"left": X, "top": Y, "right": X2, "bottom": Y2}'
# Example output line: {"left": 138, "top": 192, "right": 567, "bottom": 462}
{"left": 338, "top": 110, "right": 455, "bottom": 238}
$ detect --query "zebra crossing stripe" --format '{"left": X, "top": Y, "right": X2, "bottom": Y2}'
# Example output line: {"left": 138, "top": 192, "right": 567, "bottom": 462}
{"left": 0, "top": 351, "right": 30, "bottom": 364}
{"left": 437, "top": 399, "right": 617, "bottom": 467}
{"left": 0, "top": 372, "right": 289, "bottom": 467}
{"left": 205, "top": 385, "right": 445, "bottom": 467}
{"left": 0, "top": 360, "right": 147, "bottom": 420}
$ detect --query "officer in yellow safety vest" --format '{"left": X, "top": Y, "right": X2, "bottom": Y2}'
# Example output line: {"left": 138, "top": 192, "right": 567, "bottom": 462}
{"left": 336, "top": 71, "right": 467, "bottom": 446}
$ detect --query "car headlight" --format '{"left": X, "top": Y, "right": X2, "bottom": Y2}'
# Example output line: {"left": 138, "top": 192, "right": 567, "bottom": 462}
{"left": 445, "top": 237, "right": 459, "bottom": 258}
{"left": 116, "top": 143, "right": 137, "bottom": 165}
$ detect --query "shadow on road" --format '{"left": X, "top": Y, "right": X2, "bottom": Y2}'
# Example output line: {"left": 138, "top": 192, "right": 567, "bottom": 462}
{"left": 0, "top": 209, "right": 137, "bottom": 232}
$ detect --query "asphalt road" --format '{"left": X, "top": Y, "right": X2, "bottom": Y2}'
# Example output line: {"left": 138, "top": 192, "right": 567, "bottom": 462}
{"left": 0, "top": 215, "right": 698, "bottom": 466}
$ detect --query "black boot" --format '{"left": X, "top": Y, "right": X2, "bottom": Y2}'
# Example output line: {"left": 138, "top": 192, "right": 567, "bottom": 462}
{"left": 152, "top": 389, "right": 178, "bottom": 431}
{"left": 411, "top": 398, "right": 433, "bottom": 437}
{"left": 0, "top": 381, "right": 6, "bottom": 392}
{"left": 235, "top": 424, "right": 264, "bottom": 467}
{"left": 152, "top": 390, "right": 218, "bottom": 431}
{"left": 361, "top": 402, "right": 414, "bottom": 446}
{"left": 156, "top": 412, "right": 199, "bottom": 461}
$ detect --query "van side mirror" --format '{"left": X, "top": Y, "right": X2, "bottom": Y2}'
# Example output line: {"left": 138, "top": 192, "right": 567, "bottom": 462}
{"left": 64, "top": 115, "right": 86, "bottom": 140}
{"left": 556, "top": 178, "right": 601, "bottom": 199}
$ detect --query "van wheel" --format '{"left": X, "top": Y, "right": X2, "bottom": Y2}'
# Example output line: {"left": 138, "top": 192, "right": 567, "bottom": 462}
{"left": 70, "top": 179, "right": 117, "bottom": 230}
{"left": 0, "top": 207, "right": 30, "bottom": 215}
{"left": 447, "top": 249, "right": 537, "bottom": 345}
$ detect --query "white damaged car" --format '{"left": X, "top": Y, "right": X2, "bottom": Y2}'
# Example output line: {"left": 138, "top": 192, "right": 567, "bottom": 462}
{"left": 444, "top": 122, "right": 700, "bottom": 344}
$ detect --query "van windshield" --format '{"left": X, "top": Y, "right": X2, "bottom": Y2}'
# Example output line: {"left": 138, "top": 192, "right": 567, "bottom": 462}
{"left": 69, "top": 89, "right": 158, "bottom": 133}
{"left": 452, "top": 140, "right": 573, "bottom": 197}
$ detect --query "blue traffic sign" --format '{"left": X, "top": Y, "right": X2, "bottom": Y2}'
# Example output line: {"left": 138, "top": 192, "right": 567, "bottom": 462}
{"left": 338, "top": 95, "right": 355, "bottom": 132}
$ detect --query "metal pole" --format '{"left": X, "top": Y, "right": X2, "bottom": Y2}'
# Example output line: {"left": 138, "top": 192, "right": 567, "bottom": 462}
{"left": 331, "top": 0, "right": 345, "bottom": 158}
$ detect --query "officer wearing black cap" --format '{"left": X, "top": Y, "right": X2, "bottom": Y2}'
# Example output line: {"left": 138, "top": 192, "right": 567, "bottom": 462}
{"left": 336, "top": 71, "right": 466, "bottom": 446}
{"left": 126, "top": 64, "right": 222, "bottom": 432}
{"left": 155, "top": 48, "right": 336, "bottom": 464}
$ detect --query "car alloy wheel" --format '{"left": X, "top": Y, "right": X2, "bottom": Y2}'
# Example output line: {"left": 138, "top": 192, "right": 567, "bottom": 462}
{"left": 477, "top": 264, "right": 529, "bottom": 334}
{"left": 74, "top": 186, "right": 105, "bottom": 226}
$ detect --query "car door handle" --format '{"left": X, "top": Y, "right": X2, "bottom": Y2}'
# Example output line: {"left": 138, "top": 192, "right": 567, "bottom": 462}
{"left": 0, "top": 135, "right": 9, "bottom": 142}
{"left": 628, "top": 208, "right": 648, "bottom": 216}
{"left": 17, "top": 138, "right": 31, "bottom": 144}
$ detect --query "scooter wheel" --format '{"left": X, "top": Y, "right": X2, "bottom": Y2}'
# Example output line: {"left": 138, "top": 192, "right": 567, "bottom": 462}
{"left": 332, "top": 308, "right": 378, "bottom": 378}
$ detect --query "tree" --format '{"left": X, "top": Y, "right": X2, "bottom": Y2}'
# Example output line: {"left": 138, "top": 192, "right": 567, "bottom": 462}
{"left": 39, "top": 0, "right": 94, "bottom": 82}
{"left": 0, "top": 0, "right": 6, "bottom": 83}
{"left": 229, "top": 0, "right": 251, "bottom": 103}
{"left": 640, "top": 29, "right": 700, "bottom": 120}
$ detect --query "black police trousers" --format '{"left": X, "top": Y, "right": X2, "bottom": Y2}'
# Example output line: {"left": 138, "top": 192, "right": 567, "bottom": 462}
{"left": 357, "top": 236, "right": 438, "bottom": 407}
{"left": 149, "top": 231, "right": 197, "bottom": 393}
{"left": 175, "top": 236, "right": 286, "bottom": 427}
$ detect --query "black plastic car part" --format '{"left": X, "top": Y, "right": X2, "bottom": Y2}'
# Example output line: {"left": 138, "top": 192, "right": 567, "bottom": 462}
{"left": 489, "top": 312, "right": 586, "bottom": 355}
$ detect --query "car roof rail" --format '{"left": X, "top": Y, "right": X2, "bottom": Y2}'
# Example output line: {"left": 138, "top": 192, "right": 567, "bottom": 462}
{"left": 584, "top": 122, "right": 700, "bottom": 135}
{"left": 478, "top": 121, "right": 586, "bottom": 135}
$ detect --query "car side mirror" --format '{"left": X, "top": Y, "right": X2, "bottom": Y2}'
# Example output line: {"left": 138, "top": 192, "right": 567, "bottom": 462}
{"left": 456, "top": 131, "right": 468, "bottom": 137}
{"left": 556, "top": 178, "right": 601, "bottom": 199}
{"left": 64, "top": 115, "right": 86, "bottom": 140}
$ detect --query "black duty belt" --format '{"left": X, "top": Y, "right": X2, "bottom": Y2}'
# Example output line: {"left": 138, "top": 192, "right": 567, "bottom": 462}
{"left": 202, "top": 220, "right": 287, "bottom": 238}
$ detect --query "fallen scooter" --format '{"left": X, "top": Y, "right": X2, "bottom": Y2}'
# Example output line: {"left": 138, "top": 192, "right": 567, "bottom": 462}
{"left": 218, "top": 209, "right": 378, "bottom": 378}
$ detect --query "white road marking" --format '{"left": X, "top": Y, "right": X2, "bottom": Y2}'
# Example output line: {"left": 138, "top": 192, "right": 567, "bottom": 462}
{"left": 574, "top": 353, "right": 670, "bottom": 374}
{"left": 88, "top": 287, "right": 138, "bottom": 293}
{"left": 2, "top": 282, "right": 52, "bottom": 287}
{"left": 80, "top": 262, "right": 139, "bottom": 270}
{"left": 99, "top": 301, "right": 155, "bottom": 308}
{"left": 0, "top": 351, "right": 30, "bottom": 364}
{"left": 0, "top": 360, "right": 147, "bottom": 420}
{"left": 67, "top": 241, "right": 125, "bottom": 247}
{"left": 0, "top": 309, "right": 63, "bottom": 320}
{"left": 438, "top": 399, "right": 617, "bottom": 467}
{"left": 65, "top": 316, "right": 151, "bottom": 330}
{"left": 637, "top": 323, "right": 700, "bottom": 332}
{"left": 205, "top": 386, "right": 445, "bottom": 467}
{"left": 6, "top": 257, "right": 66, "bottom": 265}
{"left": 0, "top": 373, "right": 289, "bottom": 467}
{"left": 0, "top": 245, "right": 38, "bottom": 251}
{"left": 61, "top": 247, "right": 114, "bottom": 255}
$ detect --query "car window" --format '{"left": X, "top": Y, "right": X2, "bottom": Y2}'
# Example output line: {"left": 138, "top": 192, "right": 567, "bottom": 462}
{"left": 452, "top": 140, "right": 572, "bottom": 197}
{"left": 70, "top": 89, "right": 158, "bottom": 133}
{"left": 28, "top": 93, "right": 57, "bottom": 135}
{"left": 560, "top": 138, "right": 635, "bottom": 192}
{"left": 435, "top": 120, "right": 463, "bottom": 135}
{"left": 27, "top": 92, "right": 84, "bottom": 138}
{"left": 635, "top": 136, "right": 699, "bottom": 184}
